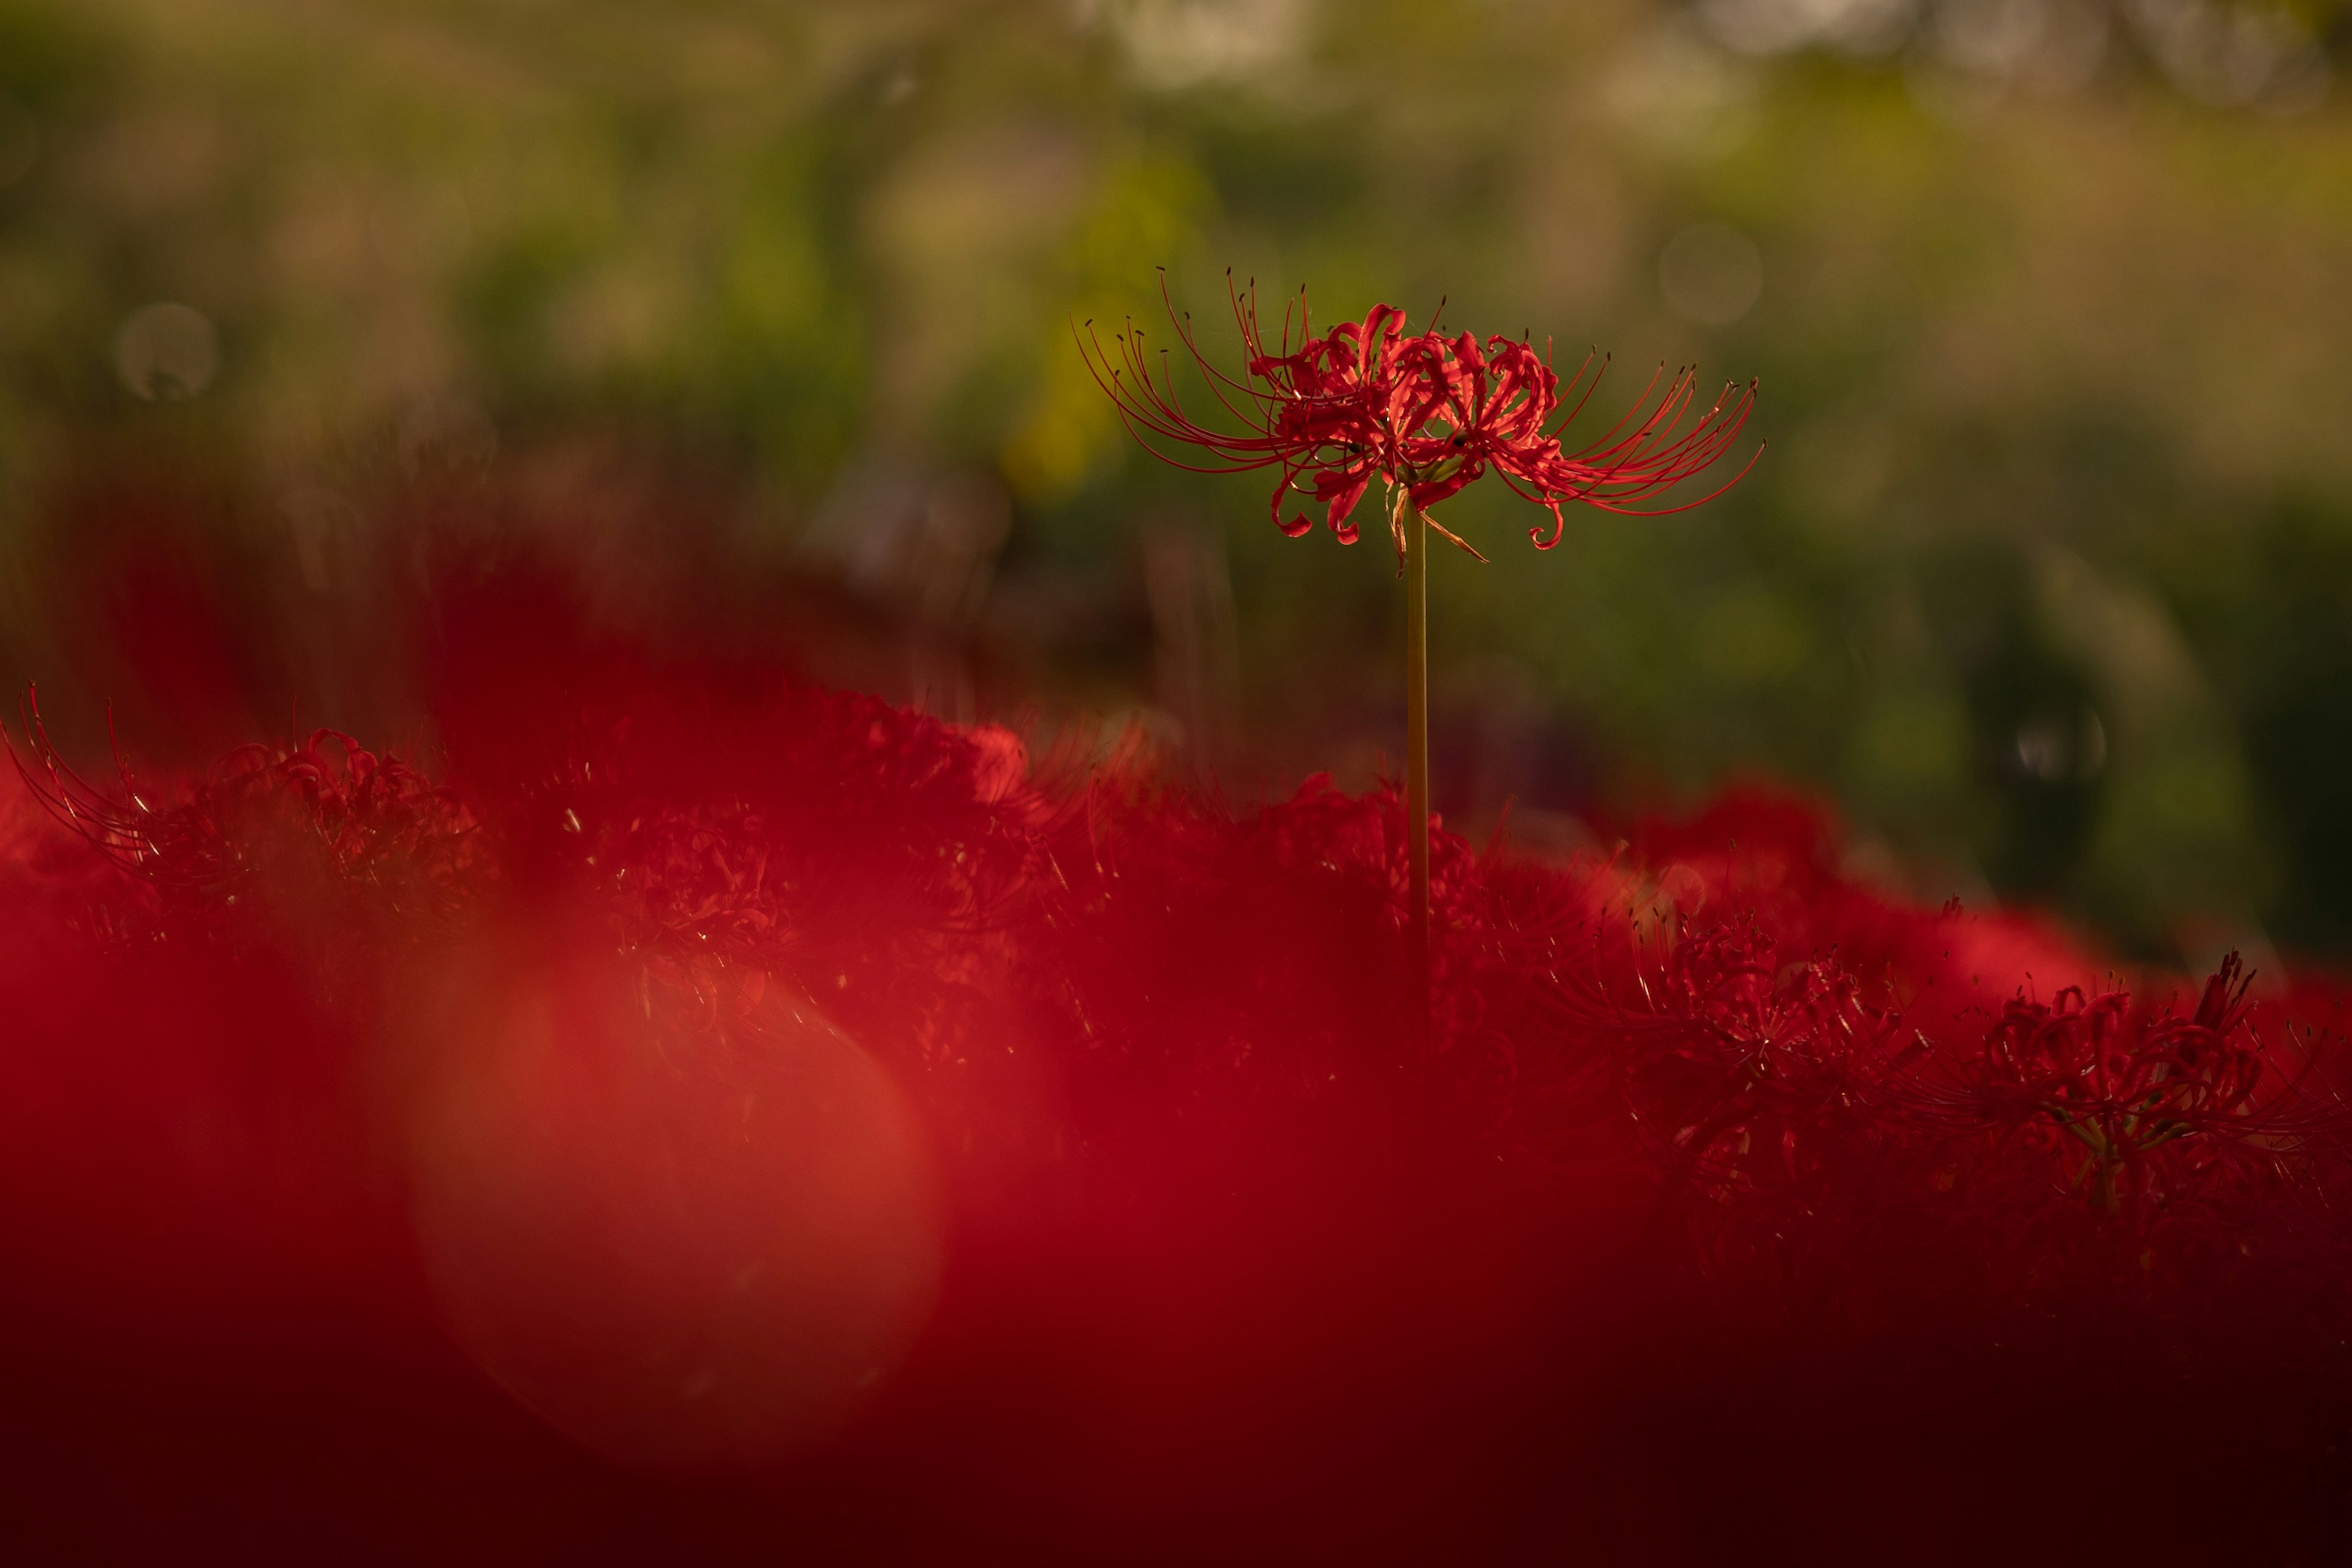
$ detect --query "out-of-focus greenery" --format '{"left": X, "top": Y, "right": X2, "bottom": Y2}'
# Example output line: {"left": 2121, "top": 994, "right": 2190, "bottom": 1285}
{"left": 3, "top": 0, "right": 2351, "bottom": 965}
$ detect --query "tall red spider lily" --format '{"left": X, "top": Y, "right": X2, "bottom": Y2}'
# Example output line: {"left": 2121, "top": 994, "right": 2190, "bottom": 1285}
{"left": 1076, "top": 272, "right": 1760, "bottom": 568}
{"left": 1080, "top": 273, "right": 1761, "bottom": 997}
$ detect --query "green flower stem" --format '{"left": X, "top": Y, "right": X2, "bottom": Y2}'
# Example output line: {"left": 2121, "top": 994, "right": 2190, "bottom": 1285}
{"left": 1405, "top": 500, "right": 1430, "bottom": 1011}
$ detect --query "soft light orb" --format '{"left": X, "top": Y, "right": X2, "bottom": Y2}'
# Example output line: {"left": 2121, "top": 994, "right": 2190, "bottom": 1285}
{"left": 404, "top": 947, "right": 943, "bottom": 1471}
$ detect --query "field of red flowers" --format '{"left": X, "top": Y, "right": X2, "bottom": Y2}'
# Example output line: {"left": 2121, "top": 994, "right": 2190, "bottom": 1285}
{"left": 6, "top": 568, "right": 2350, "bottom": 1564}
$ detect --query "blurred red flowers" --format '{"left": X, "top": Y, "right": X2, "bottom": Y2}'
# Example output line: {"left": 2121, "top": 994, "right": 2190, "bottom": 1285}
{"left": 1080, "top": 273, "right": 1761, "bottom": 565}
{"left": 8, "top": 598, "right": 2352, "bottom": 1558}
{"left": 11, "top": 690, "right": 477, "bottom": 921}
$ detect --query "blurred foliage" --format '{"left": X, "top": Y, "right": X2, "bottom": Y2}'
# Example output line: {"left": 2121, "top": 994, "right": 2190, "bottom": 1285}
{"left": 2, "top": 0, "right": 2351, "bottom": 965}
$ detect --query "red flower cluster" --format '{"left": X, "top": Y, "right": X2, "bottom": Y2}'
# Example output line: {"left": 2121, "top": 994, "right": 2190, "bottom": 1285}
{"left": 1080, "top": 273, "right": 1760, "bottom": 565}
{"left": 7, "top": 613, "right": 2352, "bottom": 1557}
{"left": 15, "top": 676, "right": 2348, "bottom": 1303}
{"left": 11, "top": 692, "right": 477, "bottom": 925}
{"left": 1507, "top": 816, "right": 2352, "bottom": 1292}
{"left": 1562, "top": 917, "right": 1909, "bottom": 1196}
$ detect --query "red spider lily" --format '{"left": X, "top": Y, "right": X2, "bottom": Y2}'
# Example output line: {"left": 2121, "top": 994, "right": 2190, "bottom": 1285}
{"left": 1082, "top": 271, "right": 1764, "bottom": 978}
{"left": 8, "top": 688, "right": 476, "bottom": 918}
{"left": 1393, "top": 329, "right": 1762, "bottom": 554}
{"left": 1913, "top": 954, "right": 2351, "bottom": 1215}
{"left": 1551, "top": 915, "right": 1915, "bottom": 1204}
{"left": 1078, "top": 274, "right": 1407, "bottom": 548}
{"left": 1079, "top": 273, "right": 1761, "bottom": 567}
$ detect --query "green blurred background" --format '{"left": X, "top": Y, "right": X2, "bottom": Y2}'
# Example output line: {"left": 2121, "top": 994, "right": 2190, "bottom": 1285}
{"left": 1, "top": 0, "right": 2349, "bottom": 967}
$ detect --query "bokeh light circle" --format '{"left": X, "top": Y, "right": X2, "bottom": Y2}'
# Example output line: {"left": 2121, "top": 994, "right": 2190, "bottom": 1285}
{"left": 1659, "top": 223, "right": 1764, "bottom": 326}
{"left": 405, "top": 949, "right": 943, "bottom": 1471}
{"left": 113, "top": 302, "right": 220, "bottom": 400}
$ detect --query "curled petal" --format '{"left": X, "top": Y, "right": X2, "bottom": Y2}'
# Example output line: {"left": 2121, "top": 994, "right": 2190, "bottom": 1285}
{"left": 1529, "top": 502, "right": 1566, "bottom": 551}
{"left": 1317, "top": 469, "right": 1373, "bottom": 541}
